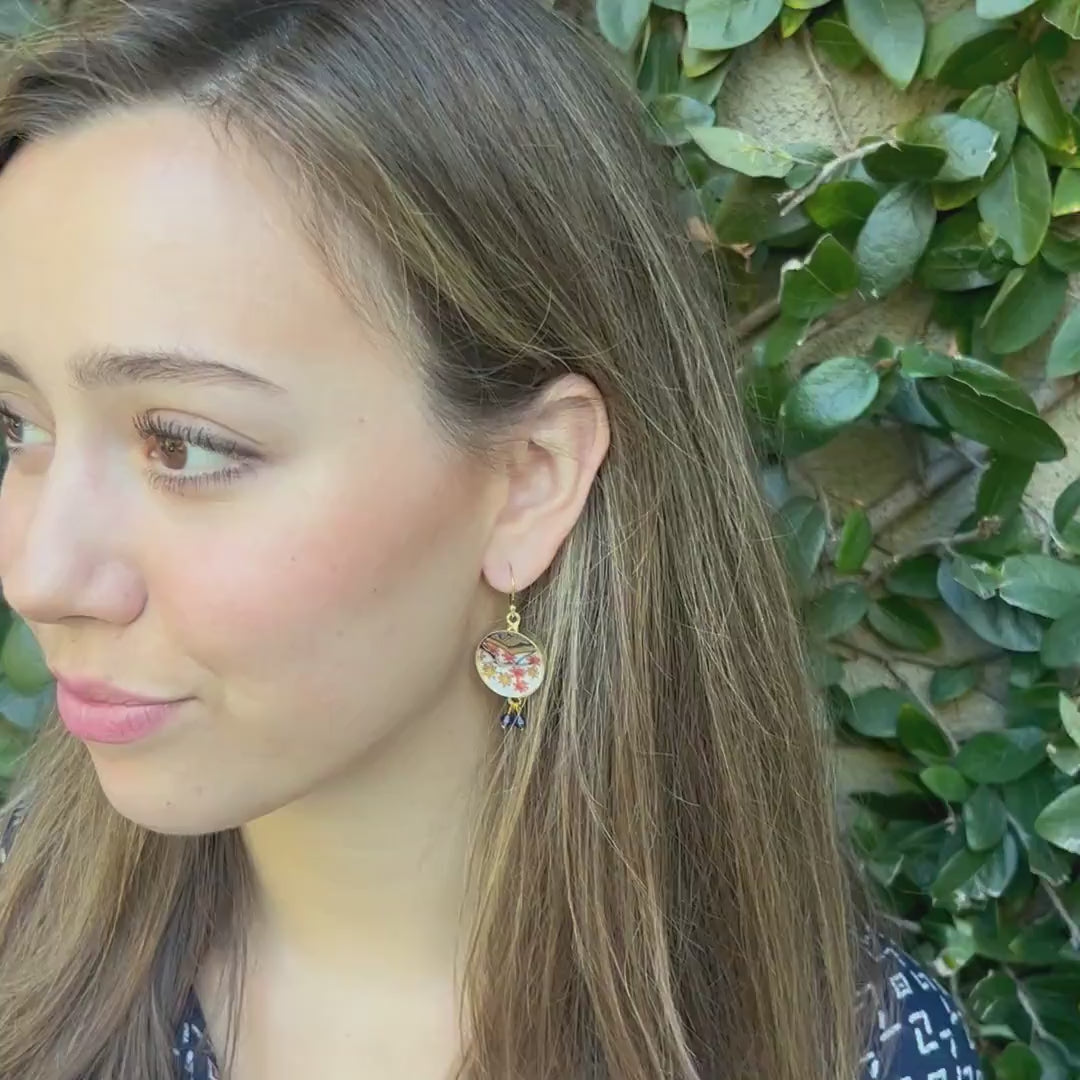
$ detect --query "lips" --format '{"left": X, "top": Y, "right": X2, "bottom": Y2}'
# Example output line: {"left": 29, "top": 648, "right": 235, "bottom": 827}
{"left": 52, "top": 673, "right": 184, "bottom": 706}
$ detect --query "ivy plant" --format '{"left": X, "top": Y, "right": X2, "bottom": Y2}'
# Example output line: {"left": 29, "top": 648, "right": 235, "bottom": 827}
{"left": 595, "top": 0, "right": 1080, "bottom": 1075}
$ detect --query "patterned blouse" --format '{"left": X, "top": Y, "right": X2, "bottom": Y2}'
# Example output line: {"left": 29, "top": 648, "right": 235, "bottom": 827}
{"left": 2, "top": 803, "right": 984, "bottom": 1079}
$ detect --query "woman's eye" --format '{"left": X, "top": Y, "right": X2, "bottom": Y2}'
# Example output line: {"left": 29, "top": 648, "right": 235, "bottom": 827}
{"left": 133, "top": 415, "right": 261, "bottom": 494}
{"left": 0, "top": 404, "right": 259, "bottom": 495}
{"left": 0, "top": 403, "right": 51, "bottom": 453}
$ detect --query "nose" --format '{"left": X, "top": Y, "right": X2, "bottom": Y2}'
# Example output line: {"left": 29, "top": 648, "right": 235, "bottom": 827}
{"left": 0, "top": 450, "right": 146, "bottom": 627}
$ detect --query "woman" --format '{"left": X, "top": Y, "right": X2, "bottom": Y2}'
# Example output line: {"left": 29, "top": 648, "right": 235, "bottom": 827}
{"left": 0, "top": 2, "right": 982, "bottom": 1078}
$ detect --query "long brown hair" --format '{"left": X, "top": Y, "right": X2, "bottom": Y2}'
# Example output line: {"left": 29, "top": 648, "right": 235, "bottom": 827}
{"left": 0, "top": 2, "right": 894, "bottom": 1077}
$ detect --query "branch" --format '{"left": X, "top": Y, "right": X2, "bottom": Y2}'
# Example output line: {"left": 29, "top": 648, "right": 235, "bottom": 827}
{"left": 801, "top": 27, "right": 852, "bottom": 150}
{"left": 778, "top": 140, "right": 889, "bottom": 217}
{"left": 1041, "top": 880, "right": 1080, "bottom": 950}
{"left": 864, "top": 519, "right": 1002, "bottom": 588}
{"left": 866, "top": 378, "right": 1079, "bottom": 538}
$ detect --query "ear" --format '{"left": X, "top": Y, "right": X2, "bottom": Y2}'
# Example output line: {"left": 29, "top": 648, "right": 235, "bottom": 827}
{"left": 482, "top": 373, "right": 610, "bottom": 593}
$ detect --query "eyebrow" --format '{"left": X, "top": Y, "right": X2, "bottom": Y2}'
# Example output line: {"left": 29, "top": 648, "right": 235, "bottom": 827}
{"left": 0, "top": 347, "right": 288, "bottom": 395}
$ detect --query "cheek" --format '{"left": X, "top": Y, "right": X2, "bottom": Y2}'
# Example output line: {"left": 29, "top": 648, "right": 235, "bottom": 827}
{"left": 148, "top": 453, "right": 486, "bottom": 681}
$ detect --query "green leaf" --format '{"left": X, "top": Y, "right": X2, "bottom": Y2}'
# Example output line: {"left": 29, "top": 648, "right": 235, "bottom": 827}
{"left": 863, "top": 141, "right": 948, "bottom": 182}
{"left": 596, "top": 0, "right": 652, "bottom": 51}
{"left": 867, "top": 596, "right": 942, "bottom": 652}
{"left": 689, "top": 126, "right": 795, "bottom": 178}
{"left": 855, "top": 182, "right": 936, "bottom": 298}
{"left": 0, "top": 618, "right": 50, "bottom": 695}
{"left": 896, "top": 114, "right": 999, "bottom": 182}
{"left": 955, "top": 727, "right": 1048, "bottom": 783}
{"left": 647, "top": 95, "right": 717, "bottom": 146}
{"left": 782, "top": 142, "right": 836, "bottom": 189}
{"left": 1040, "top": 604, "right": 1080, "bottom": 666}
{"left": 834, "top": 506, "right": 873, "bottom": 572}
{"left": 1046, "top": 303, "right": 1080, "bottom": 376}
{"left": 1043, "top": 0, "right": 1080, "bottom": 38}
{"left": 806, "top": 582, "right": 869, "bottom": 638}
{"left": 973, "top": 829, "right": 1020, "bottom": 896}
{"left": 680, "top": 42, "right": 728, "bottom": 79}
{"left": 0, "top": 0, "right": 45, "bottom": 38}
{"left": 977, "top": 455, "right": 1035, "bottom": 518}
{"left": 917, "top": 379, "right": 1066, "bottom": 461}
{"left": 977, "top": 134, "right": 1052, "bottom": 265}
{"left": 1004, "top": 765, "right": 1074, "bottom": 883}
{"left": 777, "top": 7, "right": 809, "bottom": 34}
{"left": 916, "top": 206, "right": 1013, "bottom": 291}
{"left": 977, "top": 0, "right": 1037, "bottom": 15}
{"left": 886, "top": 553, "right": 941, "bottom": 598}
{"left": 938, "top": 557, "right": 1045, "bottom": 651}
{"left": 931, "top": 845, "right": 992, "bottom": 904}
{"left": 811, "top": 15, "right": 867, "bottom": 69}
{"left": 847, "top": 686, "right": 919, "bottom": 737}
{"left": 930, "top": 663, "right": 980, "bottom": 703}
{"left": 948, "top": 355, "right": 1037, "bottom": 410}
{"left": 1000, "top": 553, "right": 1080, "bottom": 616}
{"left": 776, "top": 496, "right": 827, "bottom": 592}
{"left": 991, "top": 1043, "right": 1045, "bottom": 1080}
{"left": 843, "top": 0, "right": 926, "bottom": 88}
{"left": 1033, "top": 785, "right": 1080, "bottom": 853}
{"left": 898, "top": 344, "right": 954, "bottom": 378}
{"left": 1052, "top": 167, "right": 1080, "bottom": 216}
{"left": 933, "top": 85, "right": 1021, "bottom": 210}
{"left": 921, "top": 764, "right": 974, "bottom": 802}
{"left": 778, "top": 234, "right": 859, "bottom": 320}
{"left": 1047, "top": 739, "right": 1080, "bottom": 775}
{"left": 781, "top": 356, "right": 880, "bottom": 434}
{"left": 897, "top": 703, "right": 952, "bottom": 761}
{"left": 937, "top": 28, "right": 1032, "bottom": 90}
{"left": 804, "top": 181, "right": 881, "bottom": 232}
{"left": 964, "top": 784, "right": 1009, "bottom": 850}
{"left": 1018, "top": 57, "right": 1077, "bottom": 154}
{"left": 981, "top": 260, "right": 1068, "bottom": 353}
{"left": 685, "top": 0, "right": 785, "bottom": 48}
{"left": 1059, "top": 691, "right": 1080, "bottom": 746}
{"left": 1053, "top": 477, "right": 1080, "bottom": 535}
{"left": 1041, "top": 224, "right": 1080, "bottom": 271}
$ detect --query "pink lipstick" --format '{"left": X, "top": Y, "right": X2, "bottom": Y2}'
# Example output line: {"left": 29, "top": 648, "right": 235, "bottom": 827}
{"left": 54, "top": 676, "right": 190, "bottom": 744}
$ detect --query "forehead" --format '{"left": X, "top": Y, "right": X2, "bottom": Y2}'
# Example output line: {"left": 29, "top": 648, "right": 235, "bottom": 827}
{"left": 0, "top": 102, "right": 404, "bottom": 397}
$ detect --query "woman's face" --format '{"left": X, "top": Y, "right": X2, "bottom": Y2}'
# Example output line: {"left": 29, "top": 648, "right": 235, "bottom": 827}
{"left": 0, "top": 102, "right": 511, "bottom": 832}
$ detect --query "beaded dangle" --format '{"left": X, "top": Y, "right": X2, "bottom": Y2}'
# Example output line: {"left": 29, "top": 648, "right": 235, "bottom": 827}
{"left": 474, "top": 572, "right": 546, "bottom": 731}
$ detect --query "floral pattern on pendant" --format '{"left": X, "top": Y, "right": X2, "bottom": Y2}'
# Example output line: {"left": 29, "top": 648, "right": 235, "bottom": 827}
{"left": 474, "top": 629, "right": 545, "bottom": 698}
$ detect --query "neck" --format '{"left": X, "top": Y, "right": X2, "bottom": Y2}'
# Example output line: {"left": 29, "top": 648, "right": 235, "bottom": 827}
{"left": 239, "top": 668, "right": 495, "bottom": 985}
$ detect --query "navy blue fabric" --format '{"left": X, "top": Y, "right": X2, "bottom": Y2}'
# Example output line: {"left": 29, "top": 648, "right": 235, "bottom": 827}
{"left": 2, "top": 803, "right": 983, "bottom": 1079}
{"left": 173, "top": 934, "right": 985, "bottom": 1079}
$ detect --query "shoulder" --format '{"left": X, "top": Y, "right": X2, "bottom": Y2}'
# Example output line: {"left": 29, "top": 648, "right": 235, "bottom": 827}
{"left": 859, "top": 933, "right": 984, "bottom": 1080}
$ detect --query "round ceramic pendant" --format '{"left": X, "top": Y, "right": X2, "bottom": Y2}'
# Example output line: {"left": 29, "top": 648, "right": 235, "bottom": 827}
{"left": 474, "top": 629, "right": 545, "bottom": 699}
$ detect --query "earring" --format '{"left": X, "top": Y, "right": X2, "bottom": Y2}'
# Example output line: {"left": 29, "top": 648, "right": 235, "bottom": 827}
{"left": 474, "top": 568, "right": 546, "bottom": 731}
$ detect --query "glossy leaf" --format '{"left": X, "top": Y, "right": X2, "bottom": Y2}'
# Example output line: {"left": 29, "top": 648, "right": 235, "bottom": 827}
{"left": 843, "top": 0, "right": 925, "bottom": 88}
{"left": 776, "top": 496, "right": 828, "bottom": 592}
{"left": 930, "top": 663, "right": 979, "bottom": 704}
{"left": 895, "top": 114, "right": 999, "bottom": 182}
{"left": 964, "top": 784, "right": 1009, "bottom": 850}
{"left": 778, "top": 234, "right": 859, "bottom": 319}
{"left": 781, "top": 357, "right": 880, "bottom": 434}
{"left": 811, "top": 16, "right": 867, "bottom": 68}
{"left": 1033, "top": 786, "right": 1080, "bottom": 853}
{"left": 1043, "top": 0, "right": 1080, "bottom": 38}
{"left": 976, "top": 455, "right": 1035, "bottom": 519}
{"left": 1051, "top": 167, "right": 1080, "bottom": 215}
{"left": 981, "top": 259, "right": 1067, "bottom": 354}
{"left": 921, "top": 765, "right": 973, "bottom": 802}
{"left": 689, "top": 125, "right": 795, "bottom": 177}
{"left": 685, "top": 0, "right": 785, "bottom": 49}
{"left": 806, "top": 582, "right": 869, "bottom": 638}
{"left": 897, "top": 703, "right": 952, "bottom": 760}
{"left": 999, "top": 553, "right": 1080, "bottom": 617}
{"left": 1017, "top": 57, "right": 1077, "bottom": 153}
{"left": 1040, "top": 605, "right": 1080, "bottom": 667}
{"left": 954, "top": 727, "right": 1048, "bottom": 783}
{"left": 937, "top": 557, "right": 1045, "bottom": 651}
{"left": 596, "top": 0, "right": 652, "bottom": 52}
{"left": 1046, "top": 303, "right": 1080, "bottom": 376}
{"left": 867, "top": 596, "right": 942, "bottom": 652}
{"left": 916, "top": 207, "right": 1012, "bottom": 290}
{"left": 855, "top": 182, "right": 936, "bottom": 297}
{"left": 977, "top": 134, "right": 1052, "bottom": 265}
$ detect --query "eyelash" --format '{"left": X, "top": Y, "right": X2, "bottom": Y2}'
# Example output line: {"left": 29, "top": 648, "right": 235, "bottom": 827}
{"left": 0, "top": 402, "right": 261, "bottom": 494}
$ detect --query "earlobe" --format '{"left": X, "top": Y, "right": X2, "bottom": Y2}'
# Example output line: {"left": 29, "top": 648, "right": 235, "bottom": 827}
{"left": 481, "top": 374, "right": 610, "bottom": 593}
